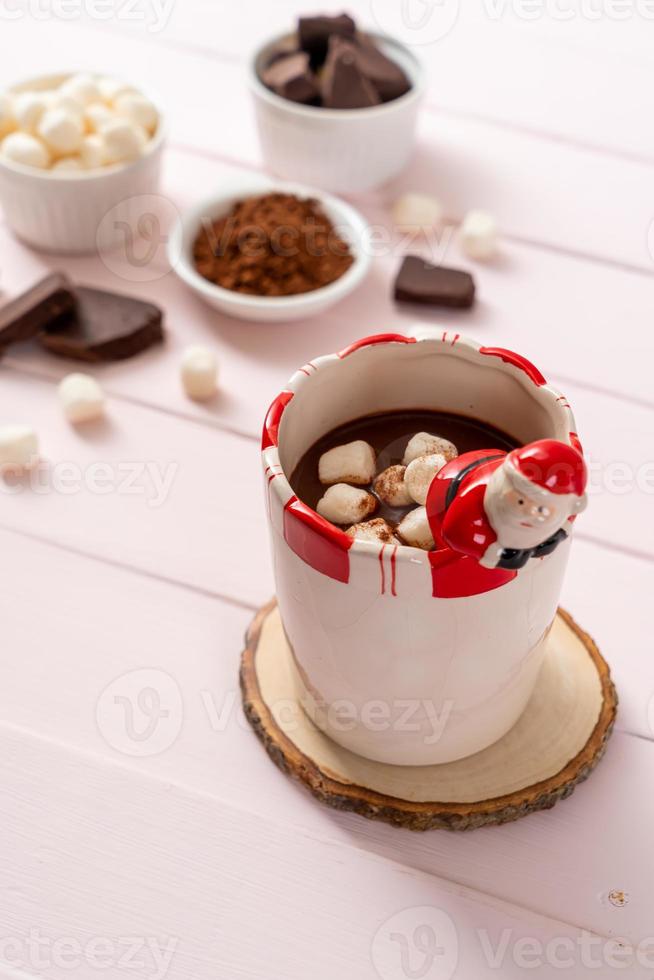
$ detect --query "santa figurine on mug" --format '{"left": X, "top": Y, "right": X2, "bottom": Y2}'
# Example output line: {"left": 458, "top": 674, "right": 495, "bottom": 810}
{"left": 426, "top": 439, "right": 588, "bottom": 571}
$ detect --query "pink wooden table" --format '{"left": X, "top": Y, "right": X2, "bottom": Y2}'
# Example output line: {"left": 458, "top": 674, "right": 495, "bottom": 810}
{"left": 1, "top": 4, "right": 653, "bottom": 978}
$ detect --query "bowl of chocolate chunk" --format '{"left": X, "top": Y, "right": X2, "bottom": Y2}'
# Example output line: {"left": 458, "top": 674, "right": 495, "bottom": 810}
{"left": 170, "top": 180, "right": 371, "bottom": 322}
{"left": 249, "top": 13, "right": 425, "bottom": 193}
{"left": 0, "top": 71, "right": 165, "bottom": 253}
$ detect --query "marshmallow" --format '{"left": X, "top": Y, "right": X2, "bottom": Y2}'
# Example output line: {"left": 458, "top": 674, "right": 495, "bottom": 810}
{"left": 51, "top": 94, "right": 85, "bottom": 118}
{"left": 52, "top": 156, "right": 84, "bottom": 172}
{"left": 13, "top": 92, "right": 48, "bottom": 133}
{"left": 0, "top": 94, "right": 15, "bottom": 138}
{"left": 60, "top": 73, "right": 102, "bottom": 107}
{"left": 317, "top": 484, "right": 377, "bottom": 525}
{"left": 2, "top": 131, "right": 50, "bottom": 169}
{"left": 101, "top": 118, "right": 146, "bottom": 164}
{"left": 180, "top": 345, "right": 218, "bottom": 401}
{"left": 460, "top": 209, "right": 498, "bottom": 261}
{"left": 403, "top": 432, "right": 458, "bottom": 466}
{"left": 318, "top": 440, "right": 376, "bottom": 486}
{"left": 0, "top": 424, "right": 38, "bottom": 471}
{"left": 98, "top": 76, "right": 136, "bottom": 105}
{"left": 58, "top": 373, "right": 105, "bottom": 423}
{"left": 397, "top": 506, "right": 435, "bottom": 550}
{"left": 79, "top": 134, "right": 107, "bottom": 169}
{"left": 38, "top": 107, "right": 84, "bottom": 155}
{"left": 373, "top": 464, "right": 412, "bottom": 507}
{"left": 392, "top": 192, "right": 443, "bottom": 230}
{"left": 115, "top": 93, "right": 158, "bottom": 134}
{"left": 346, "top": 518, "right": 398, "bottom": 544}
{"left": 84, "top": 101, "right": 114, "bottom": 133}
{"left": 405, "top": 453, "right": 447, "bottom": 505}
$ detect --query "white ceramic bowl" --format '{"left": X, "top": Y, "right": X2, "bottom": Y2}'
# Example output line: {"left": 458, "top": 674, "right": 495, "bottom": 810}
{"left": 169, "top": 179, "right": 372, "bottom": 323}
{"left": 249, "top": 31, "right": 425, "bottom": 194}
{"left": 0, "top": 72, "right": 166, "bottom": 254}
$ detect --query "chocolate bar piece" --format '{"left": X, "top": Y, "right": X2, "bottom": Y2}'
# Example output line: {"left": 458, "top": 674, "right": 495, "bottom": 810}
{"left": 322, "top": 38, "right": 380, "bottom": 109}
{"left": 39, "top": 286, "right": 164, "bottom": 361}
{"left": 394, "top": 256, "right": 475, "bottom": 308}
{"left": 262, "top": 52, "right": 320, "bottom": 105}
{"left": 0, "top": 273, "right": 76, "bottom": 352}
{"left": 299, "top": 13, "right": 355, "bottom": 66}
{"left": 354, "top": 33, "right": 411, "bottom": 102}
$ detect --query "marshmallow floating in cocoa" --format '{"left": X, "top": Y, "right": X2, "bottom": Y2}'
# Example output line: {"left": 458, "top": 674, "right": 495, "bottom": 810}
{"left": 318, "top": 440, "right": 376, "bottom": 486}
{"left": 403, "top": 432, "right": 458, "bottom": 466}
{"left": 317, "top": 484, "right": 377, "bottom": 525}
{"left": 397, "top": 506, "right": 435, "bottom": 551}
{"left": 373, "top": 464, "right": 412, "bottom": 507}
{"left": 346, "top": 518, "right": 398, "bottom": 544}
{"left": 405, "top": 453, "right": 447, "bottom": 505}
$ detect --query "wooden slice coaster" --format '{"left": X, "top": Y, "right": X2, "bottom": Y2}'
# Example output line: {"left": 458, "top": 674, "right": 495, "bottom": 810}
{"left": 240, "top": 601, "right": 617, "bottom": 831}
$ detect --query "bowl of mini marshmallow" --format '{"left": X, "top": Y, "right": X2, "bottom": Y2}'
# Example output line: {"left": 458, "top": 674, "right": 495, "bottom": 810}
{"left": 0, "top": 71, "right": 165, "bottom": 254}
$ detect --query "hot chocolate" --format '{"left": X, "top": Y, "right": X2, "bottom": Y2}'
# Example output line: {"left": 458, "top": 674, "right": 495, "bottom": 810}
{"left": 291, "top": 410, "right": 518, "bottom": 541}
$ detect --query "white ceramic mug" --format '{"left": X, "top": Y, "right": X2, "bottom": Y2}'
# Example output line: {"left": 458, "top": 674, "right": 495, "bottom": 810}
{"left": 262, "top": 330, "right": 583, "bottom": 765}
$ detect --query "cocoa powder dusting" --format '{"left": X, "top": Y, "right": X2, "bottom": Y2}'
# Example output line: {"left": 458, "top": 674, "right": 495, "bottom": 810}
{"left": 192, "top": 192, "right": 354, "bottom": 297}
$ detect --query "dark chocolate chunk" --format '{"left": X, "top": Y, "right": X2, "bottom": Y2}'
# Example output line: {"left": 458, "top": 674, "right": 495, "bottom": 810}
{"left": 262, "top": 52, "right": 320, "bottom": 105}
{"left": 39, "top": 286, "right": 164, "bottom": 361}
{"left": 394, "top": 256, "right": 475, "bottom": 309}
{"left": 265, "top": 34, "right": 302, "bottom": 66}
{"left": 354, "top": 33, "right": 411, "bottom": 102}
{"left": 322, "top": 38, "right": 380, "bottom": 109}
{"left": 298, "top": 13, "right": 355, "bottom": 66}
{"left": 0, "top": 273, "right": 76, "bottom": 352}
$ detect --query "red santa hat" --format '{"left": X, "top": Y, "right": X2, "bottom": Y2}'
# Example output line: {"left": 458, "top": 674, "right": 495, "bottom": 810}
{"left": 505, "top": 439, "right": 587, "bottom": 498}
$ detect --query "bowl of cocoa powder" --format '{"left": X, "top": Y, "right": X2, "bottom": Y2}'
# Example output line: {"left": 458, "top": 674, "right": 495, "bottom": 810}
{"left": 169, "top": 180, "right": 371, "bottom": 323}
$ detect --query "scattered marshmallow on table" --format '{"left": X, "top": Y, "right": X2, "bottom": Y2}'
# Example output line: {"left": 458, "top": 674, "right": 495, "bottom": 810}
{"left": 0, "top": 424, "right": 38, "bottom": 471}
{"left": 58, "top": 373, "right": 105, "bottom": 423}
{"left": 346, "top": 518, "right": 398, "bottom": 544}
{"left": 37, "top": 107, "right": 84, "bottom": 156}
{"left": 1, "top": 131, "right": 50, "bottom": 169}
{"left": 392, "top": 192, "right": 443, "bottom": 230}
{"left": 403, "top": 432, "right": 458, "bottom": 466}
{"left": 396, "top": 506, "right": 435, "bottom": 550}
{"left": 405, "top": 453, "right": 447, "bottom": 505}
{"left": 459, "top": 209, "right": 498, "bottom": 261}
{"left": 317, "top": 484, "right": 377, "bottom": 525}
{"left": 180, "top": 345, "right": 218, "bottom": 401}
{"left": 373, "top": 464, "right": 413, "bottom": 507}
{"left": 318, "top": 440, "right": 376, "bottom": 486}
